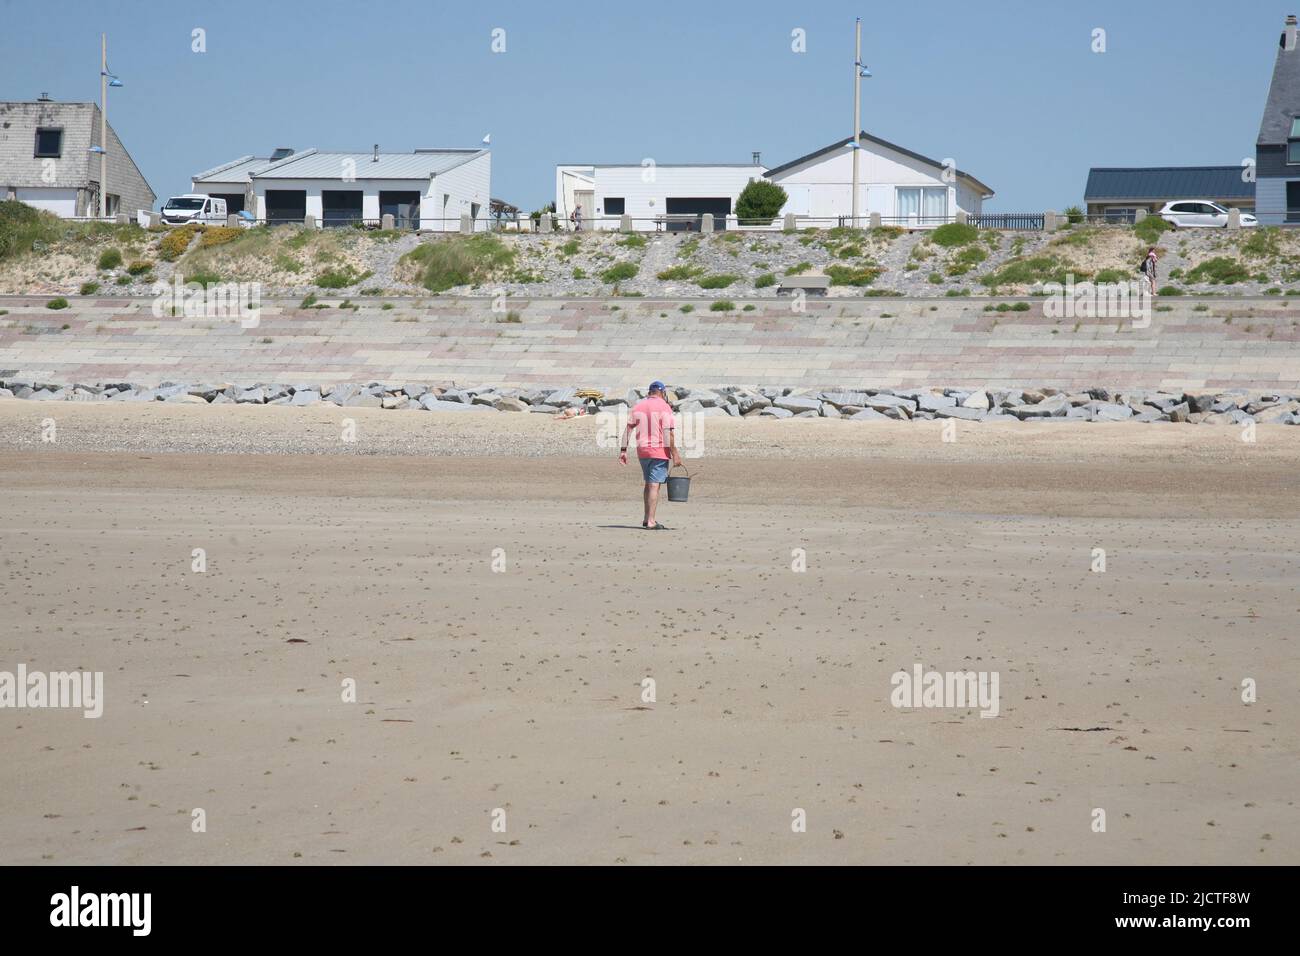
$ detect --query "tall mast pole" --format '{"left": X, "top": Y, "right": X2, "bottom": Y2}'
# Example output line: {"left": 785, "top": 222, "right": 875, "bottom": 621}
{"left": 99, "top": 33, "right": 108, "bottom": 218}
{"left": 851, "top": 18, "right": 861, "bottom": 228}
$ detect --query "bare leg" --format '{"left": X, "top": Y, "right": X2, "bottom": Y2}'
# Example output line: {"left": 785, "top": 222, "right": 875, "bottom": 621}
{"left": 644, "top": 481, "right": 661, "bottom": 527}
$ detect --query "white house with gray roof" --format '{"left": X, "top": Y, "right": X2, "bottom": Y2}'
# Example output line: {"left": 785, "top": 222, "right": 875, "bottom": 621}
{"left": 191, "top": 146, "right": 490, "bottom": 231}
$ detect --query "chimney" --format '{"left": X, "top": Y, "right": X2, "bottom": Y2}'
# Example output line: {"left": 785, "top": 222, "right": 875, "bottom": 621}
{"left": 37, "top": 92, "right": 51, "bottom": 101}
{"left": 752, "top": 150, "right": 761, "bottom": 166}
{"left": 372, "top": 143, "right": 379, "bottom": 162}
{"left": 1286, "top": 15, "right": 1297, "bottom": 51}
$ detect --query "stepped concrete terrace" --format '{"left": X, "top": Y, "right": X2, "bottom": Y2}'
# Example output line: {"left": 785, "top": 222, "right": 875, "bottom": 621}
{"left": 2, "top": 295, "right": 1299, "bottom": 392}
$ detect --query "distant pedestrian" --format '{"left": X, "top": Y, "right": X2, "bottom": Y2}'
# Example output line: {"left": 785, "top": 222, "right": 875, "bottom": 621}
{"left": 619, "top": 381, "right": 683, "bottom": 531}
{"left": 571, "top": 205, "right": 583, "bottom": 232}
{"left": 1142, "top": 246, "right": 1159, "bottom": 296}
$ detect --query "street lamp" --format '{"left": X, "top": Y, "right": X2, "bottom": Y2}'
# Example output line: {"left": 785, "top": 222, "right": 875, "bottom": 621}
{"left": 849, "top": 18, "right": 873, "bottom": 229}
{"left": 97, "top": 33, "right": 124, "bottom": 219}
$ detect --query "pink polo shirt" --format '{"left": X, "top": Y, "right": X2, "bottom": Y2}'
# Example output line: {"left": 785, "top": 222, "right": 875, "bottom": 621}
{"left": 630, "top": 396, "right": 675, "bottom": 460}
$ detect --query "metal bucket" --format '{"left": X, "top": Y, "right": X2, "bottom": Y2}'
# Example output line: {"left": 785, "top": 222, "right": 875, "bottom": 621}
{"left": 665, "top": 464, "right": 691, "bottom": 502}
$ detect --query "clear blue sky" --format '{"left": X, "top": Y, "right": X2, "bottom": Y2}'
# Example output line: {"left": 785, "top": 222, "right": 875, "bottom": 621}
{"left": 0, "top": 0, "right": 1284, "bottom": 211}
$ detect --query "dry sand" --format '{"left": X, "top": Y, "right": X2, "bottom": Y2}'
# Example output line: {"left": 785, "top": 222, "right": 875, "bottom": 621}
{"left": 1, "top": 403, "right": 1297, "bottom": 864}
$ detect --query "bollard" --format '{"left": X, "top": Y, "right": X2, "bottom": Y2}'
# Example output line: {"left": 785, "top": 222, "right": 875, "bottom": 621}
{"left": 227, "top": 214, "right": 240, "bottom": 228}
{"left": 700, "top": 213, "right": 714, "bottom": 234}
{"left": 539, "top": 214, "right": 552, "bottom": 233}
{"left": 115, "top": 212, "right": 129, "bottom": 225}
{"left": 382, "top": 213, "right": 395, "bottom": 230}
{"left": 304, "top": 214, "right": 316, "bottom": 229}
{"left": 783, "top": 212, "right": 797, "bottom": 231}
{"left": 620, "top": 214, "right": 632, "bottom": 232}
{"left": 869, "top": 212, "right": 882, "bottom": 229}
{"left": 956, "top": 210, "right": 969, "bottom": 226}
{"left": 460, "top": 213, "right": 473, "bottom": 235}
{"left": 1134, "top": 208, "right": 1148, "bottom": 223}
{"left": 1043, "top": 210, "right": 1058, "bottom": 232}
{"left": 1227, "top": 208, "right": 1242, "bottom": 230}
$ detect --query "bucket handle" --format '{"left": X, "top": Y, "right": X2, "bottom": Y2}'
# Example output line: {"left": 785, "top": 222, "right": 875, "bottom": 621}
{"left": 669, "top": 462, "right": 692, "bottom": 478}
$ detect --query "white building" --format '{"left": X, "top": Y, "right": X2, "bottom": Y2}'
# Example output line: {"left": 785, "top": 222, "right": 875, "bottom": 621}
{"left": 191, "top": 146, "right": 490, "bottom": 231}
{"left": 555, "top": 163, "right": 765, "bottom": 230}
{"left": 765, "top": 132, "right": 993, "bottom": 225}
{"left": 556, "top": 132, "right": 994, "bottom": 231}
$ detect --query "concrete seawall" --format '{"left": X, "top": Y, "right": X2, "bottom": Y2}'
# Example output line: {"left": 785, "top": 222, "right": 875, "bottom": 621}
{"left": 2, "top": 295, "right": 1299, "bottom": 391}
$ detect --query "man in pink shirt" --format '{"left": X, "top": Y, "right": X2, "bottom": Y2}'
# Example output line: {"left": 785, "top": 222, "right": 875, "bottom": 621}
{"left": 619, "top": 380, "right": 683, "bottom": 530}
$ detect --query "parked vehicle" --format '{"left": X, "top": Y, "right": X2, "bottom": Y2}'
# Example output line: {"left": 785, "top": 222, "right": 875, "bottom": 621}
{"left": 1158, "top": 200, "right": 1258, "bottom": 228}
{"left": 160, "top": 194, "right": 228, "bottom": 226}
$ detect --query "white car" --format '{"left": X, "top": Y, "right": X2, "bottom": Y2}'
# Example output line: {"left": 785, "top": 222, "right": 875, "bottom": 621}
{"left": 160, "top": 194, "right": 228, "bottom": 226}
{"left": 1158, "top": 200, "right": 1257, "bottom": 228}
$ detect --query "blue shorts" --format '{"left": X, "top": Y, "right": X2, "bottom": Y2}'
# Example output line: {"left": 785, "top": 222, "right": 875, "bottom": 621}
{"left": 639, "top": 457, "right": 669, "bottom": 483}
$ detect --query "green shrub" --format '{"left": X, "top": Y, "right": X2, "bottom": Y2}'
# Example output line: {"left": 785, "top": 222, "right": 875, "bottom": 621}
{"left": 677, "top": 237, "right": 700, "bottom": 258}
{"left": 600, "top": 262, "right": 638, "bottom": 283}
{"left": 497, "top": 310, "right": 522, "bottom": 323}
{"left": 1157, "top": 285, "right": 1185, "bottom": 296}
{"left": 784, "top": 261, "right": 812, "bottom": 276}
{"left": 46, "top": 297, "right": 69, "bottom": 310}
{"left": 159, "top": 225, "right": 200, "bottom": 261}
{"left": 197, "top": 226, "right": 243, "bottom": 249}
{"left": 561, "top": 239, "right": 580, "bottom": 256}
{"left": 930, "top": 222, "right": 979, "bottom": 247}
{"left": 710, "top": 299, "right": 735, "bottom": 311}
{"left": 1186, "top": 257, "right": 1250, "bottom": 285}
{"left": 1094, "top": 269, "right": 1127, "bottom": 284}
{"left": 928, "top": 272, "right": 944, "bottom": 284}
{"left": 189, "top": 269, "right": 223, "bottom": 288}
{"left": 980, "top": 256, "right": 1071, "bottom": 288}
{"left": 754, "top": 273, "right": 777, "bottom": 288}
{"left": 97, "top": 247, "right": 123, "bottom": 270}
{"left": 1133, "top": 215, "right": 1172, "bottom": 244}
{"left": 401, "top": 234, "right": 515, "bottom": 291}
{"left": 656, "top": 264, "right": 703, "bottom": 280}
{"left": 127, "top": 260, "right": 153, "bottom": 275}
{"left": 944, "top": 288, "right": 970, "bottom": 296}
{"left": 697, "top": 273, "right": 739, "bottom": 289}
{"left": 315, "top": 265, "right": 372, "bottom": 289}
{"left": 572, "top": 267, "right": 587, "bottom": 279}
{"left": 871, "top": 226, "right": 905, "bottom": 240}
{"left": 0, "top": 200, "right": 62, "bottom": 260}
{"left": 79, "top": 281, "right": 100, "bottom": 295}
{"left": 826, "top": 264, "right": 882, "bottom": 286}
{"left": 1063, "top": 205, "right": 1084, "bottom": 224}
{"left": 616, "top": 233, "right": 647, "bottom": 248}
{"left": 1241, "top": 228, "right": 1281, "bottom": 258}
{"left": 734, "top": 179, "right": 788, "bottom": 224}
{"left": 116, "top": 275, "right": 132, "bottom": 285}
{"left": 679, "top": 304, "right": 694, "bottom": 313}
{"left": 837, "top": 243, "right": 863, "bottom": 258}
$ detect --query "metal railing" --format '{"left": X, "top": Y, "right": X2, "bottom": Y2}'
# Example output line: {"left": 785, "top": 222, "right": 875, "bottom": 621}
{"left": 127, "top": 211, "right": 1165, "bottom": 235}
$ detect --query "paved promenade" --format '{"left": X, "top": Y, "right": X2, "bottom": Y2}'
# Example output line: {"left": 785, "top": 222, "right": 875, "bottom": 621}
{"left": 2, "top": 295, "right": 1298, "bottom": 391}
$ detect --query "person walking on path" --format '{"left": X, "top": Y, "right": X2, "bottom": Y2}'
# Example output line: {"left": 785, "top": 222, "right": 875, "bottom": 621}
{"left": 619, "top": 381, "right": 683, "bottom": 530}
{"left": 1142, "top": 246, "right": 1159, "bottom": 297}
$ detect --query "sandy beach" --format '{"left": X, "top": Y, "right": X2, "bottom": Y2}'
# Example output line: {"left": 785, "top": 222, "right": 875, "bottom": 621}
{"left": 1, "top": 403, "right": 1297, "bottom": 865}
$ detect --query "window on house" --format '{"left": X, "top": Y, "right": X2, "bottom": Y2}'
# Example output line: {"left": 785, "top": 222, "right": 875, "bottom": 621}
{"left": 1289, "top": 118, "right": 1300, "bottom": 164}
{"left": 896, "top": 187, "right": 948, "bottom": 223}
{"left": 604, "top": 197, "right": 625, "bottom": 215}
{"left": 34, "top": 128, "right": 63, "bottom": 158}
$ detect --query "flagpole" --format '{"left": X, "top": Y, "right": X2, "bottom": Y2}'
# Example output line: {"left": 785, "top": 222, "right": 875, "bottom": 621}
{"left": 99, "top": 33, "right": 107, "bottom": 218}
{"left": 851, "top": 18, "right": 861, "bottom": 229}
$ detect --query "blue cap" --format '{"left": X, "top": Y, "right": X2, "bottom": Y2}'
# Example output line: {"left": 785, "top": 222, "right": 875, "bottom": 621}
{"left": 648, "top": 380, "right": 666, "bottom": 392}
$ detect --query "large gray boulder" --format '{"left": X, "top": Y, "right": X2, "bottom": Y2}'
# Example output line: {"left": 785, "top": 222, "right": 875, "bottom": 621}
{"left": 773, "top": 395, "right": 822, "bottom": 414}
{"left": 848, "top": 408, "right": 890, "bottom": 421}
{"left": 935, "top": 406, "right": 985, "bottom": 421}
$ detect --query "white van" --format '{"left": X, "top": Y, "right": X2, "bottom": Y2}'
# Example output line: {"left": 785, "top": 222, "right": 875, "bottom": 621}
{"left": 161, "top": 194, "right": 228, "bottom": 226}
